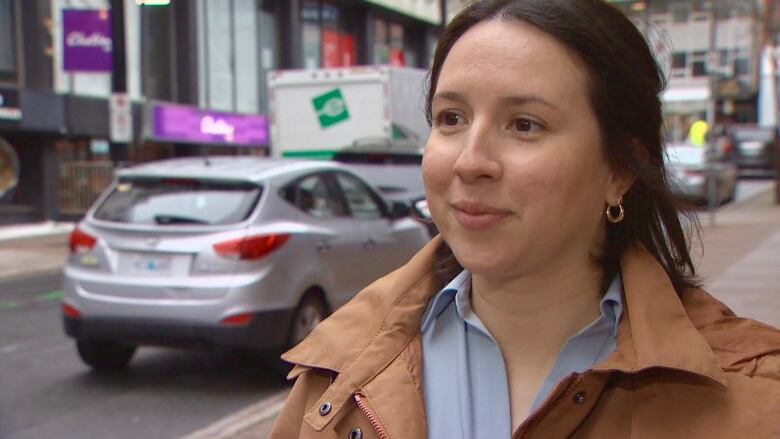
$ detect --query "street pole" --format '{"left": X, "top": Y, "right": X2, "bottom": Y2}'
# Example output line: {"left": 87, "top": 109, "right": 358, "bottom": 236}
{"left": 706, "top": 2, "right": 718, "bottom": 226}
{"left": 109, "top": 0, "right": 129, "bottom": 165}
{"left": 767, "top": 0, "right": 780, "bottom": 204}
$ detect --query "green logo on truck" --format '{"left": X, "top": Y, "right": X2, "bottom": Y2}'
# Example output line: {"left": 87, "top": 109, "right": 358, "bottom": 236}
{"left": 312, "top": 88, "right": 349, "bottom": 128}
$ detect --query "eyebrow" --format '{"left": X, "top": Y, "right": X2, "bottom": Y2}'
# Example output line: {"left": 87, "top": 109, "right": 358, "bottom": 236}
{"left": 432, "top": 90, "right": 561, "bottom": 112}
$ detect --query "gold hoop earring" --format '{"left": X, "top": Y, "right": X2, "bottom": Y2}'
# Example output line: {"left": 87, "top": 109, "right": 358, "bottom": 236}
{"left": 605, "top": 195, "right": 625, "bottom": 223}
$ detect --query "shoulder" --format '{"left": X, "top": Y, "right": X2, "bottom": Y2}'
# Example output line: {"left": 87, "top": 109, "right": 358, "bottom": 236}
{"left": 281, "top": 236, "right": 443, "bottom": 376}
{"left": 681, "top": 287, "right": 780, "bottom": 379}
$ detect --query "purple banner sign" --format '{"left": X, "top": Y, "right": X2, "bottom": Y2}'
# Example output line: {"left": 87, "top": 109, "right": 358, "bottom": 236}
{"left": 63, "top": 9, "right": 113, "bottom": 72}
{"left": 152, "top": 104, "right": 269, "bottom": 146}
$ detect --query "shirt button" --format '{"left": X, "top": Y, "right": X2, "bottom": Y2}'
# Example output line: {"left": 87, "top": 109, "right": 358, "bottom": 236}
{"left": 573, "top": 391, "right": 587, "bottom": 405}
{"left": 319, "top": 401, "right": 332, "bottom": 415}
{"left": 349, "top": 427, "right": 363, "bottom": 439}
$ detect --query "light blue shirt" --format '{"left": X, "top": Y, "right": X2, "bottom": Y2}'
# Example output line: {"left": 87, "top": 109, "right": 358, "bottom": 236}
{"left": 421, "top": 271, "right": 624, "bottom": 439}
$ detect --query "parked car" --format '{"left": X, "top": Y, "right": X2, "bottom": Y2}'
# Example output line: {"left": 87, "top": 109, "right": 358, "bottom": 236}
{"left": 62, "top": 156, "right": 429, "bottom": 371}
{"left": 728, "top": 124, "right": 779, "bottom": 173}
{"left": 332, "top": 137, "right": 435, "bottom": 235}
{"left": 666, "top": 143, "right": 738, "bottom": 205}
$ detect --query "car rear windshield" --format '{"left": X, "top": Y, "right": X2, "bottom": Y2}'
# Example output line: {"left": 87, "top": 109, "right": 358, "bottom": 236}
{"left": 667, "top": 146, "right": 705, "bottom": 166}
{"left": 93, "top": 177, "right": 263, "bottom": 225}
{"left": 732, "top": 128, "right": 774, "bottom": 142}
{"left": 332, "top": 152, "right": 423, "bottom": 165}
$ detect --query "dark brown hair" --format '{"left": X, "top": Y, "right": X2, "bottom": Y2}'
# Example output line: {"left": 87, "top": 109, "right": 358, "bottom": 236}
{"left": 427, "top": 0, "right": 700, "bottom": 294}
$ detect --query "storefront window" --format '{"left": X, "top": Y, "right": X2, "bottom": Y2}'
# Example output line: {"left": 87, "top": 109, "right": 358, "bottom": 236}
{"left": 302, "top": 1, "right": 355, "bottom": 69}
{"left": 302, "top": 1, "right": 321, "bottom": 69}
{"left": 373, "top": 18, "right": 389, "bottom": 64}
{"left": 257, "top": 4, "right": 277, "bottom": 113}
{"left": 321, "top": 3, "right": 340, "bottom": 67}
{"left": 142, "top": 5, "right": 173, "bottom": 101}
{"left": 199, "top": 0, "right": 267, "bottom": 113}
{"left": 204, "top": 0, "right": 233, "bottom": 111}
{"left": 0, "top": 0, "right": 17, "bottom": 81}
{"left": 389, "top": 23, "right": 405, "bottom": 66}
{"left": 234, "top": 0, "right": 258, "bottom": 113}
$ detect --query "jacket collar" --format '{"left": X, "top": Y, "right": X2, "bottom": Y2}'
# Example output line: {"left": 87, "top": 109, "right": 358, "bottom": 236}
{"left": 594, "top": 244, "right": 728, "bottom": 387}
{"left": 283, "top": 235, "right": 443, "bottom": 377}
{"left": 282, "top": 236, "right": 444, "bottom": 431}
{"left": 282, "top": 237, "right": 729, "bottom": 430}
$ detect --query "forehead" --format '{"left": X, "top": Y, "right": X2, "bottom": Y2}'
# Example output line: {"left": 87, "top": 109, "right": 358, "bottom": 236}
{"left": 436, "top": 19, "right": 590, "bottom": 102}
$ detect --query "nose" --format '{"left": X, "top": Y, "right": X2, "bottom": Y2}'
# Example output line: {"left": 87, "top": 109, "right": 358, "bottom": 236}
{"left": 453, "top": 121, "right": 502, "bottom": 183}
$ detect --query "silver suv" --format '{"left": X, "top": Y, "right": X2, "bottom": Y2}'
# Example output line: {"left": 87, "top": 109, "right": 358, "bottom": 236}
{"left": 62, "top": 156, "right": 429, "bottom": 370}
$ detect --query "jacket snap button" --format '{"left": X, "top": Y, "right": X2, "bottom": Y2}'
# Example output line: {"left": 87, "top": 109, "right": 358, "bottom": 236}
{"left": 349, "top": 427, "right": 363, "bottom": 439}
{"left": 573, "top": 391, "right": 587, "bottom": 405}
{"left": 319, "top": 401, "right": 332, "bottom": 416}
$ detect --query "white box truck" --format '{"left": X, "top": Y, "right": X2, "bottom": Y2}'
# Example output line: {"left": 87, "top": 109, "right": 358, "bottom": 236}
{"left": 267, "top": 65, "right": 430, "bottom": 158}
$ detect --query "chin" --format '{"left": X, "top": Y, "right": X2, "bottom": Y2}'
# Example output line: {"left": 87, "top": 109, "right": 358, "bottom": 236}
{"left": 449, "top": 241, "right": 515, "bottom": 277}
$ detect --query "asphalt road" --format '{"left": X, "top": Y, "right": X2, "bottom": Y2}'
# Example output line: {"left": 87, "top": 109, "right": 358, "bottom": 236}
{"left": 0, "top": 272, "right": 289, "bottom": 439}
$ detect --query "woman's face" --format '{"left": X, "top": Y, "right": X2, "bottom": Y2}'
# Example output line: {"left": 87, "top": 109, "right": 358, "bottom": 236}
{"left": 423, "top": 19, "right": 628, "bottom": 280}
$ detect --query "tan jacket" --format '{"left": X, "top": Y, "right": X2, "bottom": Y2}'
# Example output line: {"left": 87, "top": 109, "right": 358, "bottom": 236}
{"left": 270, "top": 236, "right": 780, "bottom": 438}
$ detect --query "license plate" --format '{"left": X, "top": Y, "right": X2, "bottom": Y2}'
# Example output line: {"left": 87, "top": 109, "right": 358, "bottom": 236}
{"left": 132, "top": 255, "right": 172, "bottom": 275}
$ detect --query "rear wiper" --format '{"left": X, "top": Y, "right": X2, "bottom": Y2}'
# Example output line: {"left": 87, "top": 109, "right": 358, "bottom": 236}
{"left": 154, "top": 215, "right": 209, "bottom": 225}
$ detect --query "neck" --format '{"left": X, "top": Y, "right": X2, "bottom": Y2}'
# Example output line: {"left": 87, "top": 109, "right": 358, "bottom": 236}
{"left": 470, "top": 255, "right": 606, "bottom": 348}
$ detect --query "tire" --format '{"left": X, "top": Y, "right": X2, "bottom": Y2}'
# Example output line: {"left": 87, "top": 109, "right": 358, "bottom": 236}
{"left": 288, "top": 293, "right": 328, "bottom": 347}
{"left": 76, "top": 340, "right": 137, "bottom": 371}
{"left": 263, "top": 292, "right": 328, "bottom": 378}
{"left": 725, "top": 185, "right": 737, "bottom": 204}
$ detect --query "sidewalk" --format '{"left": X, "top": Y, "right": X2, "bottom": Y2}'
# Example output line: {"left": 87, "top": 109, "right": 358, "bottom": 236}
{"left": 692, "top": 188, "right": 780, "bottom": 327}
{"left": 0, "top": 221, "right": 73, "bottom": 282}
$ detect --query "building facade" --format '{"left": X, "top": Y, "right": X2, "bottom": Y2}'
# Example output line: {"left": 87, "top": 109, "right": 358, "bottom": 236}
{"left": 0, "top": 0, "right": 443, "bottom": 224}
{"left": 611, "top": 0, "right": 765, "bottom": 142}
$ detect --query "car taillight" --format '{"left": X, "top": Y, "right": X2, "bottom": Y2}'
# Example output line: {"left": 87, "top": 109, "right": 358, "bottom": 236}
{"left": 69, "top": 227, "right": 97, "bottom": 254}
{"left": 63, "top": 303, "right": 82, "bottom": 318}
{"left": 220, "top": 312, "right": 255, "bottom": 326}
{"left": 213, "top": 234, "right": 290, "bottom": 260}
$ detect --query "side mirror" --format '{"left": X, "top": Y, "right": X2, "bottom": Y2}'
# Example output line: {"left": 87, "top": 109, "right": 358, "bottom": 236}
{"left": 389, "top": 201, "right": 411, "bottom": 219}
{"left": 411, "top": 198, "right": 431, "bottom": 220}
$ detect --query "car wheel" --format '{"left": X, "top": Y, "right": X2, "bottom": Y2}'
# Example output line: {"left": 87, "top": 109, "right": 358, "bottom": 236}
{"left": 289, "top": 293, "right": 328, "bottom": 347}
{"left": 262, "top": 293, "right": 328, "bottom": 378}
{"left": 725, "top": 185, "right": 737, "bottom": 203}
{"left": 76, "top": 340, "right": 137, "bottom": 371}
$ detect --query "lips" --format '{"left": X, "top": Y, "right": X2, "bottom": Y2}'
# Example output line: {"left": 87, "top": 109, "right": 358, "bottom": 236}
{"left": 450, "top": 200, "right": 511, "bottom": 230}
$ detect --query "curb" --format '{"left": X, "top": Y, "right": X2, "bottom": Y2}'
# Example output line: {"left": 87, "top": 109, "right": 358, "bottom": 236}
{"left": 0, "top": 221, "right": 74, "bottom": 243}
{"left": 0, "top": 266, "right": 64, "bottom": 284}
{"left": 180, "top": 390, "right": 290, "bottom": 439}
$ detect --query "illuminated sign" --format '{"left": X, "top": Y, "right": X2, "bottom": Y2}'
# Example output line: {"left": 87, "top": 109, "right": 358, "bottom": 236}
{"left": 151, "top": 103, "right": 268, "bottom": 146}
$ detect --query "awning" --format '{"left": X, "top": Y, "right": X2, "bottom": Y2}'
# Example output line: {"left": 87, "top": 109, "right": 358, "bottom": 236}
{"left": 662, "top": 86, "right": 710, "bottom": 103}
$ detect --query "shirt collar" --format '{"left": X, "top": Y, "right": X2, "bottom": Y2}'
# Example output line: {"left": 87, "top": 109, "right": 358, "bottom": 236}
{"left": 420, "top": 270, "right": 471, "bottom": 332}
{"left": 601, "top": 273, "right": 624, "bottom": 337}
{"left": 421, "top": 270, "right": 624, "bottom": 336}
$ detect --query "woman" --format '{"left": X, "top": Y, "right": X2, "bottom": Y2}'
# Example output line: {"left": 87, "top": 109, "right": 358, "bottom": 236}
{"left": 271, "top": 0, "right": 780, "bottom": 437}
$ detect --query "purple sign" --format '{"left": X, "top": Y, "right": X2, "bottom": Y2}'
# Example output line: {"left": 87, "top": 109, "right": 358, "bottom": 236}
{"left": 63, "top": 9, "right": 113, "bottom": 72}
{"left": 152, "top": 104, "right": 269, "bottom": 146}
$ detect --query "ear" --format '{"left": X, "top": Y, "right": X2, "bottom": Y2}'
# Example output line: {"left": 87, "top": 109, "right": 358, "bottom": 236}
{"left": 606, "top": 167, "right": 635, "bottom": 205}
{"left": 605, "top": 139, "right": 643, "bottom": 205}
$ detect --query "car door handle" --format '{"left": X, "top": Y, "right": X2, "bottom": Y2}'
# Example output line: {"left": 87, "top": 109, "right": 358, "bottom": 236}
{"left": 363, "top": 238, "right": 377, "bottom": 250}
{"left": 316, "top": 241, "right": 331, "bottom": 253}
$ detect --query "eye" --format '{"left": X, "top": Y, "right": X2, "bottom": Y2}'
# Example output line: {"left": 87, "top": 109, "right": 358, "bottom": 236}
{"left": 436, "top": 111, "right": 464, "bottom": 127}
{"left": 512, "top": 118, "right": 542, "bottom": 133}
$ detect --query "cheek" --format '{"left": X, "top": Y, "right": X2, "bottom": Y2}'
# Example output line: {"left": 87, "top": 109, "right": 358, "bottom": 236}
{"left": 422, "top": 142, "right": 455, "bottom": 226}
{"left": 422, "top": 142, "right": 453, "bottom": 198}
{"left": 505, "top": 151, "right": 603, "bottom": 215}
